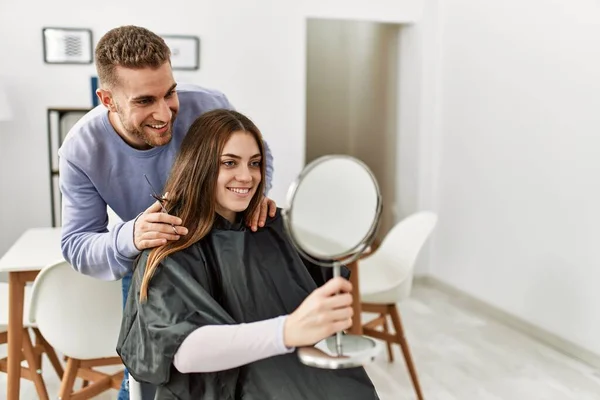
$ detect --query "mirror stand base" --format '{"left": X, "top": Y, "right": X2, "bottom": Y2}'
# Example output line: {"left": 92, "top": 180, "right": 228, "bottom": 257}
{"left": 297, "top": 334, "right": 383, "bottom": 369}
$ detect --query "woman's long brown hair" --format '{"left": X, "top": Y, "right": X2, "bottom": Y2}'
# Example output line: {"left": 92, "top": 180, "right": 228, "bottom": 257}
{"left": 138, "top": 109, "right": 266, "bottom": 301}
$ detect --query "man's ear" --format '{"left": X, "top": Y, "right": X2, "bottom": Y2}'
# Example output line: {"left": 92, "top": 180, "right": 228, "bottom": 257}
{"left": 96, "top": 88, "right": 117, "bottom": 112}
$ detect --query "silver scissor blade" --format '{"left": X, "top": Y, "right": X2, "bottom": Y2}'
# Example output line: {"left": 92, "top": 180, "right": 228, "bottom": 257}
{"left": 143, "top": 174, "right": 161, "bottom": 198}
{"left": 143, "top": 174, "right": 179, "bottom": 235}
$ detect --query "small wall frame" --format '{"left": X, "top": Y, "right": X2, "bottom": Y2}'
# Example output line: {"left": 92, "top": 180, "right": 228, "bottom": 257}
{"left": 161, "top": 35, "right": 200, "bottom": 70}
{"left": 42, "top": 27, "right": 93, "bottom": 64}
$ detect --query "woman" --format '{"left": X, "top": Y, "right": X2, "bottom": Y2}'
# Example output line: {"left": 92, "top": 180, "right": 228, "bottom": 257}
{"left": 117, "top": 109, "right": 379, "bottom": 399}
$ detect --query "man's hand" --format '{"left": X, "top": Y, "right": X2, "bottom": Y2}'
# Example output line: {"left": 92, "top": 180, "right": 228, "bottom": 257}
{"left": 247, "top": 196, "right": 277, "bottom": 232}
{"left": 134, "top": 198, "right": 188, "bottom": 250}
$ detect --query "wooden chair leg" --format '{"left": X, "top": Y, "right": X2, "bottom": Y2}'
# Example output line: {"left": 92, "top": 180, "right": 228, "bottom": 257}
{"left": 32, "top": 328, "right": 65, "bottom": 379}
{"left": 389, "top": 304, "right": 424, "bottom": 400}
{"left": 21, "top": 329, "right": 50, "bottom": 400}
{"left": 59, "top": 357, "right": 80, "bottom": 400}
{"left": 33, "top": 330, "right": 43, "bottom": 371}
{"left": 382, "top": 314, "right": 394, "bottom": 362}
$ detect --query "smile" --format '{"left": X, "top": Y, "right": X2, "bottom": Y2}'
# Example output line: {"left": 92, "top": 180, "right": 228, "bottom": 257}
{"left": 148, "top": 122, "right": 168, "bottom": 129}
{"left": 228, "top": 187, "right": 251, "bottom": 194}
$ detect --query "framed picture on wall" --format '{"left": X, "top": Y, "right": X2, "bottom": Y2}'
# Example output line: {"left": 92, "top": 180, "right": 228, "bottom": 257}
{"left": 161, "top": 35, "right": 200, "bottom": 70}
{"left": 42, "top": 27, "right": 93, "bottom": 64}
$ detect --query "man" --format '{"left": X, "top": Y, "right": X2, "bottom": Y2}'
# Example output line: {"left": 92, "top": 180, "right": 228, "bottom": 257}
{"left": 58, "top": 25, "right": 276, "bottom": 399}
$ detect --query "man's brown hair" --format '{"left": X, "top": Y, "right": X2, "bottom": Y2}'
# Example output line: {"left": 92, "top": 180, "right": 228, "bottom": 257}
{"left": 95, "top": 25, "right": 171, "bottom": 88}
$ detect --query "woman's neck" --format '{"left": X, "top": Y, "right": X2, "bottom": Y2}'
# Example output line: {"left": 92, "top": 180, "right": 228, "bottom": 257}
{"left": 216, "top": 210, "right": 237, "bottom": 224}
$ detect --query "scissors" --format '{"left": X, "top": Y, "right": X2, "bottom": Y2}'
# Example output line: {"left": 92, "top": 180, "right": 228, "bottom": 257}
{"left": 143, "top": 174, "right": 179, "bottom": 235}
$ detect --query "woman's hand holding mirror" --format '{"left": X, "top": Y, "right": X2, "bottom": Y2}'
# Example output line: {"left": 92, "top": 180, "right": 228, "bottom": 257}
{"left": 283, "top": 277, "right": 353, "bottom": 348}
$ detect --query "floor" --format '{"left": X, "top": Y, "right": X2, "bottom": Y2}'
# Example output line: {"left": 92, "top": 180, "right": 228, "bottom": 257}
{"left": 2, "top": 282, "right": 600, "bottom": 399}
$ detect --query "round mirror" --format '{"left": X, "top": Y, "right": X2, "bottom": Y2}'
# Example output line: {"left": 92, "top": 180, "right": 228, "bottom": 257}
{"left": 284, "top": 155, "right": 381, "bottom": 265}
{"left": 282, "top": 155, "right": 384, "bottom": 369}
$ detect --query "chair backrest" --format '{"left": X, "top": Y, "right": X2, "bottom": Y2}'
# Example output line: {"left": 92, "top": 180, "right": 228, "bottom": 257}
{"left": 29, "top": 259, "right": 123, "bottom": 360}
{"left": 107, "top": 206, "right": 122, "bottom": 231}
{"left": 373, "top": 211, "right": 438, "bottom": 281}
{"left": 129, "top": 375, "right": 142, "bottom": 400}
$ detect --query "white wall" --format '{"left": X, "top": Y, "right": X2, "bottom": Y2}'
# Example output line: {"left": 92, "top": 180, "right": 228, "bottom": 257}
{"left": 429, "top": 0, "right": 600, "bottom": 356}
{"left": 0, "top": 0, "right": 424, "bottom": 255}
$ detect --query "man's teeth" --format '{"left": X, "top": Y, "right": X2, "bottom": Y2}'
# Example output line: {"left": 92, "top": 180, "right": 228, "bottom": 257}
{"left": 228, "top": 188, "right": 250, "bottom": 194}
{"left": 149, "top": 123, "right": 167, "bottom": 129}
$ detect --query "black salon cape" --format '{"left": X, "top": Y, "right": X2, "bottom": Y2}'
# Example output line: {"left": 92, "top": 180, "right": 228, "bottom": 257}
{"left": 116, "top": 209, "right": 379, "bottom": 400}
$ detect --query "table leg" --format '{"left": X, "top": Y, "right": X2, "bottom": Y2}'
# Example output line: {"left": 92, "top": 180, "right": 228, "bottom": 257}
{"left": 347, "top": 261, "right": 363, "bottom": 335}
{"left": 7, "top": 271, "right": 25, "bottom": 400}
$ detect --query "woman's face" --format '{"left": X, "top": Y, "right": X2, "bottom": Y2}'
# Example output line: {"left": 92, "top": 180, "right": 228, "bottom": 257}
{"left": 215, "top": 131, "right": 262, "bottom": 222}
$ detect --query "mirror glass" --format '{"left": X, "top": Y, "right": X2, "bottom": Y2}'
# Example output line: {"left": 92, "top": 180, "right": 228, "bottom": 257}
{"left": 285, "top": 156, "right": 380, "bottom": 261}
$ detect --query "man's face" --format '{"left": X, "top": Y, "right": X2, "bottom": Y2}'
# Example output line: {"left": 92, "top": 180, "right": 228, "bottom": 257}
{"left": 101, "top": 62, "right": 180, "bottom": 149}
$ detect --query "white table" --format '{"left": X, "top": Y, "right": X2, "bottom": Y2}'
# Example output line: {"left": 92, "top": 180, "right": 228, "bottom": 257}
{"left": 0, "top": 227, "right": 63, "bottom": 400}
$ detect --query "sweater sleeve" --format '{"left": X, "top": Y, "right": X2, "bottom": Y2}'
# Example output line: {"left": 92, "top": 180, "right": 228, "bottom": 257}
{"left": 263, "top": 139, "right": 274, "bottom": 195}
{"left": 59, "top": 156, "right": 138, "bottom": 280}
{"left": 173, "top": 316, "right": 294, "bottom": 373}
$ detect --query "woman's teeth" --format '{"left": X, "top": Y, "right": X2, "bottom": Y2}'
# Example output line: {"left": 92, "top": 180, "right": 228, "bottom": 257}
{"left": 228, "top": 188, "right": 250, "bottom": 194}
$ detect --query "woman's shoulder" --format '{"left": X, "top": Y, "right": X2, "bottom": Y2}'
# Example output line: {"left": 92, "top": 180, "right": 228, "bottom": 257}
{"left": 135, "top": 244, "right": 207, "bottom": 277}
{"left": 262, "top": 207, "right": 285, "bottom": 228}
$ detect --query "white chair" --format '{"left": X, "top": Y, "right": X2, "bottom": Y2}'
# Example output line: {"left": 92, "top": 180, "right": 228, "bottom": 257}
{"left": 107, "top": 206, "right": 122, "bottom": 232}
{"left": 0, "top": 282, "right": 63, "bottom": 400}
{"left": 29, "top": 260, "right": 124, "bottom": 399}
{"left": 128, "top": 374, "right": 142, "bottom": 400}
{"left": 358, "top": 211, "right": 438, "bottom": 400}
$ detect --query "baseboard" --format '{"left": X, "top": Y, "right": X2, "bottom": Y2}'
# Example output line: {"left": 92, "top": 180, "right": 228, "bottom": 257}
{"left": 415, "top": 275, "right": 600, "bottom": 370}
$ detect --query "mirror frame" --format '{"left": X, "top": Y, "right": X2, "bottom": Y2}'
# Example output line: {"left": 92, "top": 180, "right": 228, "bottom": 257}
{"left": 282, "top": 154, "right": 383, "bottom": 268}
